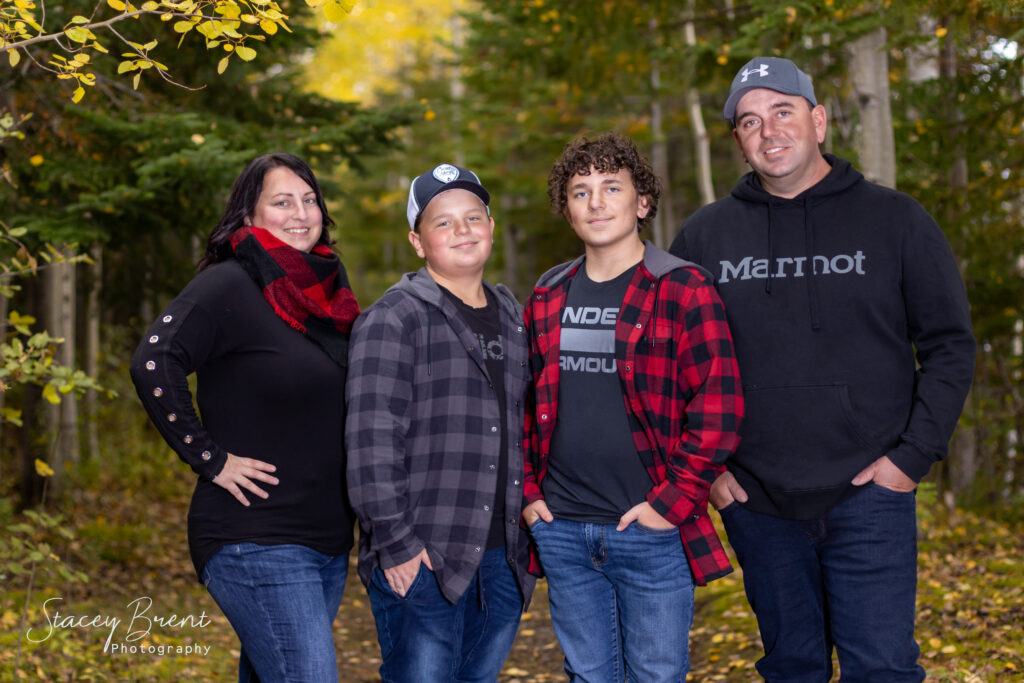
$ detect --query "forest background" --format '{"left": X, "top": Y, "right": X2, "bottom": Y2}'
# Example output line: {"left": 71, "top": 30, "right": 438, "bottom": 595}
{"left": 1, "top": 0, "right": 1022, "bottom": 680}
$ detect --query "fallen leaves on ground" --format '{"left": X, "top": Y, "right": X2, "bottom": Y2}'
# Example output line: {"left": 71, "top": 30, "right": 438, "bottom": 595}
{"left": 4, "top": 464, "right": 1022, "bottom": 681}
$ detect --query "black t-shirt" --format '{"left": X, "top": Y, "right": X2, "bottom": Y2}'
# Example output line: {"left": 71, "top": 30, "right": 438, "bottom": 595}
{"left": 440, "top": 286, "right": 509, "bottom": 550}
{"left": 543, "top": 264, "right": 652, "bottom": 524}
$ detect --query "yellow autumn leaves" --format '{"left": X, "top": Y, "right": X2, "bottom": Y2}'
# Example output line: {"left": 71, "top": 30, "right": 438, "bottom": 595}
{"left": 1, "top": 0, "right": 357, "bottom": 102}
{"left": 304, "top": 0, "right": 355, "bottom": 25}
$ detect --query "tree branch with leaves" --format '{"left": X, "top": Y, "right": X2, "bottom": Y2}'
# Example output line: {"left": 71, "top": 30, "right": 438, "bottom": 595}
{"left": 1, "top": 0, "right": 355, "bottom": 103}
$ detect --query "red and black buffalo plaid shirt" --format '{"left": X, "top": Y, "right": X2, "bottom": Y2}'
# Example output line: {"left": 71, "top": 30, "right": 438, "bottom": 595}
{"left": 523, "top": 244, "right": 744, "bottom": 585}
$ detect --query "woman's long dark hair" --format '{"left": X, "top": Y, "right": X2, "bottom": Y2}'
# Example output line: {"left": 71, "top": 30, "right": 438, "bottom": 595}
{"left": 198, "top": 153, "right": 335, "bottom": 271}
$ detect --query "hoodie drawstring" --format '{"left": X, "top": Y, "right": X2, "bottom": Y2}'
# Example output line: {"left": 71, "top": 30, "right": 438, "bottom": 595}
{"left": 803, "top": 196, "right": 822, "bottom": 331}
{"left": 765, "top": 202, "right": 775, "bottom": 294}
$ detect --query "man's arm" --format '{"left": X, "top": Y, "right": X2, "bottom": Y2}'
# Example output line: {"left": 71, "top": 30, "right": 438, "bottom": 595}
{"left": 882, "top": 208, "right": 976, "bottom": 483}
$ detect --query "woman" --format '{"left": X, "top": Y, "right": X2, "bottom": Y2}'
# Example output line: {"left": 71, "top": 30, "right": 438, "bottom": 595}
{"left": 130, "top": 153, "right": 359, "bottom": 682}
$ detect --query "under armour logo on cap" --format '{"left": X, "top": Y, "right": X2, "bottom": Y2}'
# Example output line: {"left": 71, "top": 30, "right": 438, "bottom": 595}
{"left": 723, "top": 56, "right": 817, "bottom": 124}
{"left": 407, "top": 163, "right": 491, "bottom": 229}
{"left": 740, "top": 63, "right": 770, "bottom": 82}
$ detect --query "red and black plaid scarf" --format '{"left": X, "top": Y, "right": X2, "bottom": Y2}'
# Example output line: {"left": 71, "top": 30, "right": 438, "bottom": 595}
{"left": 230, "top": 226, "right": 360, "bottom": 366}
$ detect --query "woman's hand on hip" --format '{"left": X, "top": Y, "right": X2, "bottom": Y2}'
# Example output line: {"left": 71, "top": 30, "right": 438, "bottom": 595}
{"left": 211, "top": 453, "right": 279, "bottom": 506}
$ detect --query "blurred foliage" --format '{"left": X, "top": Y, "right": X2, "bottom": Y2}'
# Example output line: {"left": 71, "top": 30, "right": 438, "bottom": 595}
{"left": 315, "top": 0, "right": 1024, "bottom": 504}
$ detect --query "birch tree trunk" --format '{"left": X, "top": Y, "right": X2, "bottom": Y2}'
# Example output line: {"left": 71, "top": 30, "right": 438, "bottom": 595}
{"left": 648, "top": 18, "right": 671, "bottom": 249}
{"left": 849, "top": 26, "right": 896, "bottom": 188}
{"left": 649, "top": 62, "right": 671, "bottom": 249}
{"left": 684, "top": 0, "right": 715, "bottom": 206}
{"left": 44, "top": 246, "right": 79, "bottom": 488}
{"left": 83, "top": 244, "right": 102, "bottom": 460}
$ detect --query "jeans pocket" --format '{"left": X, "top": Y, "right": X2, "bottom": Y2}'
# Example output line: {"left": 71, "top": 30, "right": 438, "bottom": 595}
{"left": 716, "top": 501, "right": 741, "bottom": 515}
{"left": 374, "top": 563, "right": 427, "bottom": 601}
{"left": 868, "top": 482, "right": 916, "bottom": 497}
{"left": 528, "top": 517, "right": 549, "bottom": 533}
{"left": 633, "top": 522, "right": 679, "bottom": 536}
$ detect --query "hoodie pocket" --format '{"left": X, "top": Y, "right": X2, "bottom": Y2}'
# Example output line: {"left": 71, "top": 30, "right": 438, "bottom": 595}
{"left": 740, "top": 384, "right": 884, "bottom": 494}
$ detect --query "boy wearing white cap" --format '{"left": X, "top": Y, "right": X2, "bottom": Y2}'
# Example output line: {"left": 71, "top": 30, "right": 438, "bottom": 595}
{"left": 346, "top": 164, "right": 535, "bottom": 682}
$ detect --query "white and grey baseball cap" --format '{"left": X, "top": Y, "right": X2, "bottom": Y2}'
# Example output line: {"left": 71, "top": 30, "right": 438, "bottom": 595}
{"left": 406, "top": 163, "right": 490, "bottom": 229}
{"left": 723, "top": 57, "right": 818, "bottom": 124}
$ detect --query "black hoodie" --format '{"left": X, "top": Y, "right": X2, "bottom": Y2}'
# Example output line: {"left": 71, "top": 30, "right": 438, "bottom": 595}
{"left": 670, "top": 155, "right": 976, "bottom": 520}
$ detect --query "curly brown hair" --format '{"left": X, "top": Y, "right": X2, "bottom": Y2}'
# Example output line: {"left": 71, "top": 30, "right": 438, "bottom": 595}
{"left": 547, "top": 132, "right": 661, "bottom": 230}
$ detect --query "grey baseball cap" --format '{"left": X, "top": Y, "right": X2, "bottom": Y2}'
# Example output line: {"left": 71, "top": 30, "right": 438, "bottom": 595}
{"left": 723, "top": 57, "right": 817, "bottom": 123}
{"left": 406, "top": 163, "right": 490, "bottom": 229}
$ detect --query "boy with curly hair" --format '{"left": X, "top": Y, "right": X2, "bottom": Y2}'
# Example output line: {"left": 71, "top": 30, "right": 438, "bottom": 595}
{"left": 522, "top": 132, "right": 744, "bottom": 680}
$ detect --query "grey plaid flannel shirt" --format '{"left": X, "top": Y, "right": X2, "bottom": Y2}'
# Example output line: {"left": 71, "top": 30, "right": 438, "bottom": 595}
{"left": 345, "top": 268, "right": 535, "bottom": 605}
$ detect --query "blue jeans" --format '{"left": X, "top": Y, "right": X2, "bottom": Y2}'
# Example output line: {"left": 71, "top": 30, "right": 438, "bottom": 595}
{"left": 202, "top": 543, "right": 347, "bottom": 683}
{"left": 530, "top": 517, "right": 695, "bottom": 682}
{"left": 720, "top": 483, "right": 925, "bottom": 682}
{"left": 366, "top": 547, "right": 523, "bottom": 682}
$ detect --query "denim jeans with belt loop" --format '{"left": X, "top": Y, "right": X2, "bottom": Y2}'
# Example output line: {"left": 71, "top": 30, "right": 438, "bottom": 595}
{"left": 720, "top": 483, "right": 925, "bottom": 682}
{"left": 530, "top": 517, "right": 695, "bottom": 683}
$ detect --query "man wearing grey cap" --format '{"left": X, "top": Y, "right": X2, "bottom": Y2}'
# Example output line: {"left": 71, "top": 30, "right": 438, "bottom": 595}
{"left": 670, "top": 57, "right": 976, "bottom": 681}
{"left": 346, "top": 163, "right": 535, "bottom": 682}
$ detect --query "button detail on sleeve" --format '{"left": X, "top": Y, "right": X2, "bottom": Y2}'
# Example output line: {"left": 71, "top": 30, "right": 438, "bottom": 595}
{"left": 490, "top": 426, "right": 498, "bottom": 432}
{"left": 145, "top": 360, "right": 156, "bottom": 371}
{"left": 162, "top": 315, "right": 173, "bottom": 323}
{"left": 183, "top": 434, "right": 193, "bottom": 444}
{"left": 200, "top": 450, "right": 212, "bottom": 461}
{"left": 152, "top": 387, "right": 164, "bottom": 397}
{"left": 149, "top": 335, "right": 159, "bottom": 343}
{"left": 167, "top": 413, "right": 177, "bottom": 422}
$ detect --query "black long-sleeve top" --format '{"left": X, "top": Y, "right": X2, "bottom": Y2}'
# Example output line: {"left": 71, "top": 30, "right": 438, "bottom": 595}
{"left": 130, "top": 258, "right": 354, "bottom": 579}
